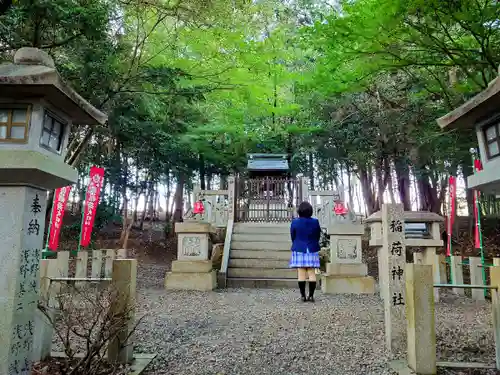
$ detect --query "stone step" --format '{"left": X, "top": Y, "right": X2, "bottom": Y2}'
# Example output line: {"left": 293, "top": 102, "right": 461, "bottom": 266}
{"left": 231, "top": 241, "right": 290, "bottom": 251}
{"left": 232, "top": 233, "right": 290, "bottom": 243}
{"left": 230, "top": 250, "right": 291, "bottom": 260}
{"left": 233, "top": 223, "right": 290, "bottom": 235}
{"left": 229, "top": 258, "right": 289, "bottom": 269}
{"left": 226, "top": 277, "right": 297, "bottom": 288}
{"left": 227, "top": 267, "right": 296, "bottom": 279}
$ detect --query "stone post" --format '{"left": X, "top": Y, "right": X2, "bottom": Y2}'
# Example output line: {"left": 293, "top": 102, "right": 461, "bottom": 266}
{"left": 227, "top": 175, "right": 235, "bottom": 221}
{"left": 490, "top": 266, "right": 500, "bottom": 369}
{"left": 165, "top": 222, "right": 217, "bottom": 291}
{"left": 469, "top": 257, "right": 485, "bottom": 301}
{"left": 438, "top": 254, "right": 447, "bottom": 283}
{"left": 423, "top": 248, "right": 441, "bottom": 302}
{"left": 108, "top": 259, "right": 137, "bottom": 364}
{"left": 0, "top": 47, "right": 106, "bottom": 374}
{"left": 321, "top": 222, "right": 375, "bottom": 294}
{"left": 371, "top": 222, "right": 386, "bottom": 300}
{"left": 406, "top": 264, "right": 436, "bottom": 375}
{"left": 0, "top": 187, "right": 48, "bottom": 374}
{"left": 382, "top": 204, "right": 406, "bottom": 358}
{"left": 450, "top": 255, "right": 464, "bottom": 296}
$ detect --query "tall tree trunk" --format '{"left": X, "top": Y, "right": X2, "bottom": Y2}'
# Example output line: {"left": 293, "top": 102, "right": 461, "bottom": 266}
{"left": 346, "top": 164, "right": 355, "bottom": 211}
{"left": 358, "top": 164, "right": 377, "bottom": 215}
{"left": 173, "top": 172, "right": 185, "bottom": 223}
{"left": 220, "top": 175, "right": 228, "bottom": 190}
{"left": 387, "top": 167, "right": 396, "bottom": 204}
{"left": 199, "top": 154, "right": 206, "bottom": 190}
{"left": 414, "top": 167, "right": 438, "bottom": 212}
{"left": 139, "top": 181, "right": 150, "bottom": 230}
{"left": 132, "top": 169, "right": 140, "bottom": 222}
{"left": 462, "top": 163, "right": 475, "bottom": 233}
{"left": 394, "top": 155, "right": 411, "bottom": 210}
{"left": 119, "top": 156, "right": 129, "bottom": 244}
{"left": 308, "top": 152, "right": 315, "bottom": 190}
{"left": 206, "top": 172, "right": 212, "bottom": 190}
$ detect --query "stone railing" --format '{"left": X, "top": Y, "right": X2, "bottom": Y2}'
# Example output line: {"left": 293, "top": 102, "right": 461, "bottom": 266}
{"left": 185, "top": 177, "right": 235, "bottom": 228}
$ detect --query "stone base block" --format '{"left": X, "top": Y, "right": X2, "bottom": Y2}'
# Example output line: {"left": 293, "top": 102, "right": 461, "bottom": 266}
{"left": 321, "top": 275, "right": 375, "bottom": 294}
{"left": 171, "top": 260, "right": 213, "bottom": 273}
{"left": 165, "top": 270, "right": 216, "bottom": 291}
{"left": 326, "top": 263, "right": 367, "bottom": 276}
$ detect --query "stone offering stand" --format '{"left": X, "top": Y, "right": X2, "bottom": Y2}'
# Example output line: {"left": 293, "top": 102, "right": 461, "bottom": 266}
{"left": 165, "top": 221, "right": 217, "bottom": 291}
{"left": 322, "top": 222, "right": 375, "bottom": 294}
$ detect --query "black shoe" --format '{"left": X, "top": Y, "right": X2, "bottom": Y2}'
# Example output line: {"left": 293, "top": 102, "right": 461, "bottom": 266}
{"left": 307, "top": 296, "right": 315, "bottom": 302}
{"left": 302, "top": 296, "right": 307, "bottom": 302}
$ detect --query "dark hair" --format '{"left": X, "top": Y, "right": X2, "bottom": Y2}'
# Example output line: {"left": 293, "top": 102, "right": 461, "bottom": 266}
{"left": 297, "top": 201, "right": 313, "bottom": 218}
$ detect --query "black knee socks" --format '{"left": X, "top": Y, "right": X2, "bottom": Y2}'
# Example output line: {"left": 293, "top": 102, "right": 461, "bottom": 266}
{"left": 298, "top": 281, "right": 316, "bottom": 301}
{"left": 298, "top": 281, "right": 306, "bottom": 299}
{"left": 308, "top": 281, "right": 316, "bottom": 300}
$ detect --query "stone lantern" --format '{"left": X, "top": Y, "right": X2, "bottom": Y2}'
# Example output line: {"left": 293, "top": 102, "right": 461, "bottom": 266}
{"left": 437, "top": 71, "right": 500, "bottom": 195}
{"left": 366, "top": 211, "right": 444, "bottom": 301}
{"left": 0, "top": 48, "right": 106, "bottom": 374}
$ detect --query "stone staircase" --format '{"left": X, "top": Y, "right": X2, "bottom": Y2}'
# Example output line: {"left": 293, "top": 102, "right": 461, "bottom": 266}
{"left": 226, "top": 222, "right": 297, "bottom": 288}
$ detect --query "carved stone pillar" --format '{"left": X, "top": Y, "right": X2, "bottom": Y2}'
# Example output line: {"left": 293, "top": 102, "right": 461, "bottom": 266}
{"left": 165, "top": 222, "right": 217, "bottom": 291}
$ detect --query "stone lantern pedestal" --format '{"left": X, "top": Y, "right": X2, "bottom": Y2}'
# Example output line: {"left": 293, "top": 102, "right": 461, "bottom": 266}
{"left": 0, "top": 48, "right": 106, "bottom": 373}
{"left": 321, "top": 222, "right": 375, "bottom": 294}
{"left": 165, "top": 221, "right": 217, "bottom": 291}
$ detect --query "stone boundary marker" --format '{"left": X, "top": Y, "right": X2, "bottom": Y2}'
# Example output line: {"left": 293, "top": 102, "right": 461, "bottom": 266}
{"left": 382, "top": 204, "right": 406, "bottom": 358}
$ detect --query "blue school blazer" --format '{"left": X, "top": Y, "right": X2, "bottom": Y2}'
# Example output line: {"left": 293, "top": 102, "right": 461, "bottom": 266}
{"left": 290, "top": 217, "right": 321, "bottom": 253}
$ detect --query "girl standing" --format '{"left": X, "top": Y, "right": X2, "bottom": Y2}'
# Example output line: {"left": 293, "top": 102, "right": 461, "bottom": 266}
{"left": 289, "top": 201, "right": 321, "bottom": 302}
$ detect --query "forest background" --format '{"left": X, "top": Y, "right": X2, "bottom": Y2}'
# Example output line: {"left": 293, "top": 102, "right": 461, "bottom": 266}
{"left": 1, "top": 0, "right": 498, "bottom": 253}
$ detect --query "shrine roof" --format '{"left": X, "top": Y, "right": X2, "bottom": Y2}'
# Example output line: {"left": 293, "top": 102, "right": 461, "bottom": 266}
{"left": 0, "top": 48, "right": 107, "bottom": 125}
{"left": 247, "top": 153, "right": 289, "bottom": 171}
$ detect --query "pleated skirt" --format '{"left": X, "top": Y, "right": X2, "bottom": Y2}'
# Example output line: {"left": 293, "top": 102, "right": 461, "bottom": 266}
{"left": 289, "top": 251, "right": 320, "bottom": 269}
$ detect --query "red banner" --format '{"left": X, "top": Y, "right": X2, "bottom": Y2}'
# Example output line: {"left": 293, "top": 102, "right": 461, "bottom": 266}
{"left": 446, "top": 176, "right": 456, "bottom": 256}
{"left": 80, "top": 166, "right": 105, "bottom": 247}
{"left": 48, "top": 186, "right": 72, "bottom": 251}
{"left": 473, "top": 159, "right": 483, "bottom": 249}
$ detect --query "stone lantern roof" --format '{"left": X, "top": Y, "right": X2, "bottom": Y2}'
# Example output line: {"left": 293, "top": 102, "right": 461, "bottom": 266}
{"left": 365, "top": 210, "right": 444, "bottom": 223}
{"left": 0, "top": 47, "right": 107, "bottom": 125}
{"left": 436, "top": 69, "right": 500, "bottom": 130}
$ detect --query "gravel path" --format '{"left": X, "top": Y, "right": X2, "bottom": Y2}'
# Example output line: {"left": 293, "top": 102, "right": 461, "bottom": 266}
{"left": 134, "top": 265, "right": 497, "bottom": 375}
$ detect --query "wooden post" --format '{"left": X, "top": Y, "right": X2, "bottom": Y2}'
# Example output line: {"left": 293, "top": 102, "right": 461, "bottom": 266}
{"left": 91, "top": 250, "right": 103, "bottom": 278}
{"left": 382, "top": 204, "right": 406, "bottom": 357}
{"left": 32, "top": 260, "right": 55, "bottom": 362}
{"left": 108, "top": 259, "right": 137, "bottom": 364}
{"left": 104, "top": 249, "right": 116, "bottom": 277}
{"left": 469, "top": 257, "right": 485, "bottom": 301}
{"left": 406, "top": 264, "right": 436, "bottom": 375}
{"left": 48, "top": 251, "right": 69, "bottom": 294}
{"left": 450, "top": 255, "right": 464, "bottom": 296}
{"left": 75, "top": 251, "right": 88, "bottom": 287}
{"left": 490, "top": 266, "right": 500, "bottom": 370}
